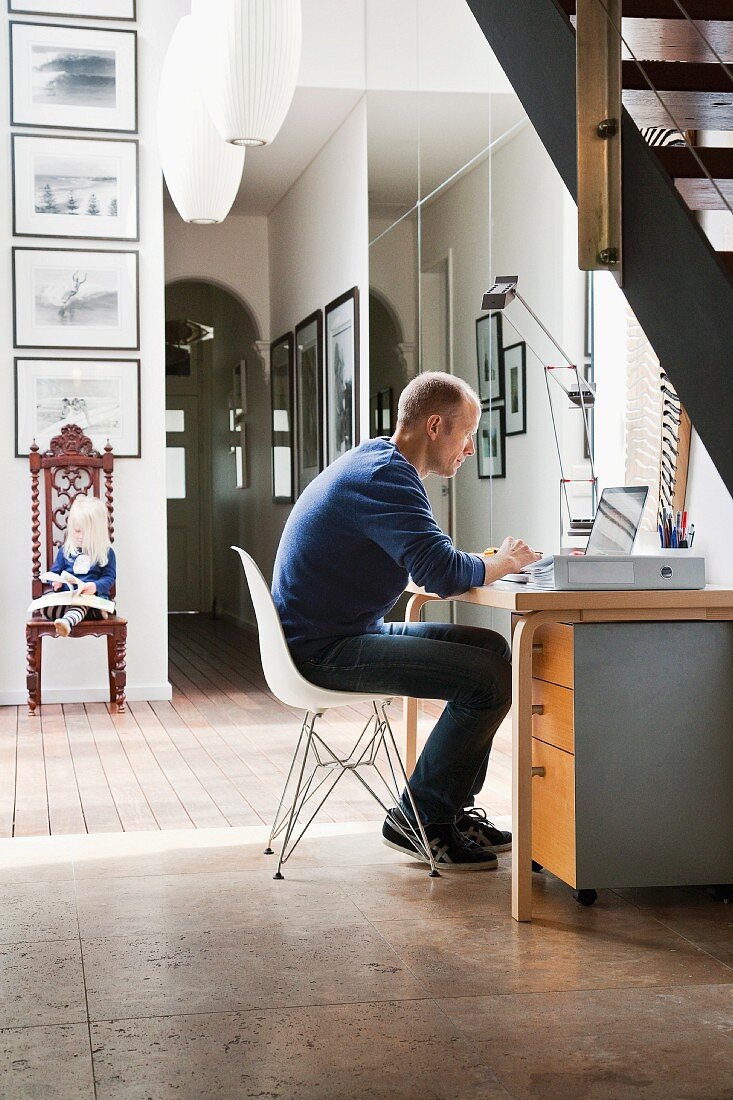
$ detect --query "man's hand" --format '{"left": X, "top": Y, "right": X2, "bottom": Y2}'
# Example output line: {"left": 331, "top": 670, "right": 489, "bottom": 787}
{"left": 51, "top": 580, "right": 62, "bottom": 591}
{"left": 482, "top": 536, "right": 541, "bottom": 584}
{"left": 78, "top": 582, "right": 97, "bottom": 595}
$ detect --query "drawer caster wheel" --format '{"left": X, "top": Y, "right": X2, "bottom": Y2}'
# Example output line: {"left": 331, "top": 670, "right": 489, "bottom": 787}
{"left": 532, "top": 861, "right": 544, "bottom": 873}
{"left": 574, "top": 889, "right": 598, "bottom": 907}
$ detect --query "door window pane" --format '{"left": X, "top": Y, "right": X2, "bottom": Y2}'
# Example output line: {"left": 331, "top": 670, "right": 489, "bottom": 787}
{"left": 166, "top": 446, "right": 186, "bottom": 498}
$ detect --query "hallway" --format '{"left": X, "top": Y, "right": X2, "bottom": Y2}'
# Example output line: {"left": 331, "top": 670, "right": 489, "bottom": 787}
{"left": 0, "top": 616, "right": 512, "bottom": 838}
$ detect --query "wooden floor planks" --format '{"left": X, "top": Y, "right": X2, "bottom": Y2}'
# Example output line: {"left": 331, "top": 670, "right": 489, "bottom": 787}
{"left": 0, "top": 614, "right": 510, "bottom": 837}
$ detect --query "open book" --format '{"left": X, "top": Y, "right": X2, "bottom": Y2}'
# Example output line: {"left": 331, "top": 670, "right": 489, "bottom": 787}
{"left": 28, "top": 570, "right": 115, "bottom": 616}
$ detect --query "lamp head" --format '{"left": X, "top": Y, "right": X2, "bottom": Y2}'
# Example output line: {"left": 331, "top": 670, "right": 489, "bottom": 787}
{"left": 481, "top": 276, "right": 518, "bottom": 310}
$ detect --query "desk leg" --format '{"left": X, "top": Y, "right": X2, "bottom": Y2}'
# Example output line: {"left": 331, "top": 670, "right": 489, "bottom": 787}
{"left": 403, "top": 593, "right": 437, "bottom": 776}
{"left": 512, "top": 614, "right": 537, "bottom": 922}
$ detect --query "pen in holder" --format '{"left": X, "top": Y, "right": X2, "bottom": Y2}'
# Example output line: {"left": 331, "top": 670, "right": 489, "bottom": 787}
{"left": 658, "top": 507, "right": 694, "bottom": 549}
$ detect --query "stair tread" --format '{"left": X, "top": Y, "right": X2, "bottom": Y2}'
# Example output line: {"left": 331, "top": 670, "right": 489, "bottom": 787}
{"left": 560, "top": 1, "right": 733, "bottom": 17}
{"left": 624, "top": 89, "right": 733, "bottom": 129}
{"left": 655, "top": 145, "right": 733, "bottom": 177}
{"left": 675, "top": 178, "right": 733, "bottom": 209}
{"left": 623, "top": 59, "right": 733, "bottom": 90}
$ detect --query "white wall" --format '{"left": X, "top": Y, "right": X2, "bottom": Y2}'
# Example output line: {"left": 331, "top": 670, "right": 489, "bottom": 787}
{"left": 163, "top": 212, "right": 270, "bottom": 341}
{"left": 420, "top": 123, "right": 584, "bottom": 630}
{"left": 269, "top": 96, "right": 370, "bottom": 450}
{"left": 0, "top": 1, "right": 184, "bottom": 705}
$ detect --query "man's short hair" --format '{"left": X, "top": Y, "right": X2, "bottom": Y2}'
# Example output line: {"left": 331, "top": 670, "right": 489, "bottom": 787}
{"left": 396, "top": 372, "right": 480, "bottom": 430}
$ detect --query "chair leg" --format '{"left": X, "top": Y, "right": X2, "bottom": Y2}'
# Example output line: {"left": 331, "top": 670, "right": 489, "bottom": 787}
{"left": 26, "top": 630, "right": 42, "bottom": 716}
{"left": 108, "top": 628, "right": 127, "bottom": 713}
{"left": 348, "top": 704, "right": 438, "bottom": 876}
{"left": 265, "top": 714, "right": 310, "bottom": 853}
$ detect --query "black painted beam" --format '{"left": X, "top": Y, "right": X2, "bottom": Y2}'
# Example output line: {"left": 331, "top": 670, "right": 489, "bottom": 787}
{"left": 466, "top": 0, "right": 733, "bottom": 500}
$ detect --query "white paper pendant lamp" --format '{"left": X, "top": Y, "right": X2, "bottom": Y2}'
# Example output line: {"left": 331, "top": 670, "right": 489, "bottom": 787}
{"left": 192, "top": 0, "right": 302, "bottom": 147}
{"left": 157, "top": 16, "right": 245, "bottom": 224}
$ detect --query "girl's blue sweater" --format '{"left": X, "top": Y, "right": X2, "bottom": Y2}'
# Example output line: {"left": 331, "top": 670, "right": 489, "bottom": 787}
{"left": 49, "top": 546, "right": 117, "bottom": 598}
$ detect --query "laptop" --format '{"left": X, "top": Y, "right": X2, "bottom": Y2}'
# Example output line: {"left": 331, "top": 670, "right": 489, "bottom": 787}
{"left": 584, "top": 485, "right": 648, "bottom": 555}
{"left": 505, "top": 486, "right": 649, "bottom": 583}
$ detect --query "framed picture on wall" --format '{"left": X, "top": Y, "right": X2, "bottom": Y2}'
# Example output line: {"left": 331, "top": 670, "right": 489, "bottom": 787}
{"left": 477, "top": 405, "right": 506, "bottom": 479}
{"left": 325, "top": 287, "right": 359, "bottom": 464}
{"left": 503, "top": 341, "right": 527, "bottom": 436}
{"left": 12, "top": 134, "right": 139, "bottom": 241}
{"left": 13, "top": 246, "right": 139, "bottom": 350}
{"left": 15, "top": 356, "right": 140, "bottom": 457}
{"left": 270, "top": 333, "right": 294, "bottom": 503}
{"left": 295, "top": 310, "right": 324, "bottom": 496}
{"left": 476, "top": 311, "right": 504, "bottom": 403}
{"left": 8, "top": 0, "right": 136, "bottom": 18}
{"left": 10, "top": 21, "right": 137, "bottom": 132}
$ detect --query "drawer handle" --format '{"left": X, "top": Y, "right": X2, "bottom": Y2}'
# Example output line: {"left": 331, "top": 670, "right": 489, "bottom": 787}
{"left": 531, "top": 704, "right": 544, "bottom": 716}
{"left": 532, "top": 766, "right": 546, "bottom": 778}
{"left": 532, "top": 643, "right": 543, "bottom": 653}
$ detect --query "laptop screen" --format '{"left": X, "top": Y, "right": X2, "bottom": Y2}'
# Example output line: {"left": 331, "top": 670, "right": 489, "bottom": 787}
{"left": 585, "top": 486, "right": 649, "bottom": 556}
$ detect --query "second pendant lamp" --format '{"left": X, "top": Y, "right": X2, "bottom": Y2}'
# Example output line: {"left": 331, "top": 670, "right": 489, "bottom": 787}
{"left": 192, "top": 0, "right": 302, "bottom": 148}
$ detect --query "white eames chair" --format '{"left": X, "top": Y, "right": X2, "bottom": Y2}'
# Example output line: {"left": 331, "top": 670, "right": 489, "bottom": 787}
{"left": 231, "top": 547, "right": 438, "bottom": 878}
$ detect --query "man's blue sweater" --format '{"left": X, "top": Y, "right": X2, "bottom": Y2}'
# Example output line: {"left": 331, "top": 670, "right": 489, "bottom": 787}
{"left": 272, "top": 438, "right": 485, "bottom": 661}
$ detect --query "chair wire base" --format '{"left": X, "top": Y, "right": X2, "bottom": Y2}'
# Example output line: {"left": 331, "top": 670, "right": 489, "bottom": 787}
{"left": 266, "top": 702, "right": 439, "bottom": 877}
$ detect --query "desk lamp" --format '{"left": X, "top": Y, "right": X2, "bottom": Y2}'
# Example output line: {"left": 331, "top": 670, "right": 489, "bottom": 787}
{"left": 482, "top": 276, "right": 597, "bottom": 537}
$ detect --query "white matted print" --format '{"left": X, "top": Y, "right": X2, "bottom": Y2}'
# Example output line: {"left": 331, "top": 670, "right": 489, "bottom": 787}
{"left": 13, "top": 134, "right": 138, "bottom": 240}
{"left": 13, "top": 247, "right": 139, "bottom": 350}
{"left": 10, "top": 21, "right": 137, "bottom": 132}
{"left": 503, "top": 341, "right": 527, "bottom": 436}
{"left": 325, "top": 288, "right": 359, "bottom": 464}
{"left": 15, "top": 357, "right": 140, "bottom": 457}
{"left": 9, "top": 1, "right": 136, "bottom": 19}
{"left": 477, "top": 405, "right": 506, "bottom": 479}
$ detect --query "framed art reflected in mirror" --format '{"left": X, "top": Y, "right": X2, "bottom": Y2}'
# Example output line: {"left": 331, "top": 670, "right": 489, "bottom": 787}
{"left": 270, "top": 333, "right": 294, "bottom": 503}
{"left": 295, "top": 310, "right": 323, "bottom": 495}
{"left": 476, "top": 311, "right": 503, "bottom": 403}
{"left": 325, "top": 287, "right": 359, "bottom": 464}
{"left": 477, "top": 405, "right": 506, "bottom": 479}
{"left": 503, "top": 341, "right": 527, "bottom": 436}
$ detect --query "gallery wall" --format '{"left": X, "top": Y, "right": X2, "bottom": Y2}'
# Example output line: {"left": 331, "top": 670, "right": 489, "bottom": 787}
{"left": 0, "top": 0, "right": 186, "bottom": 705}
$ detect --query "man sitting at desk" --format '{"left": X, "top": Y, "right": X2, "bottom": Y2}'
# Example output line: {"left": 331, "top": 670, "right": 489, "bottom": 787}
{"left": 273, "top": 372, "right": 540, "bottom": 871}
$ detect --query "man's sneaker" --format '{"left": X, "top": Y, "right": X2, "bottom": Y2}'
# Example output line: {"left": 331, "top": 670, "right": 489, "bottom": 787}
{"left": 456, "top": 807, "right": 512, "bottom": 853}
{"left": 381, "top": 808, "right": 498, "bottom": 872}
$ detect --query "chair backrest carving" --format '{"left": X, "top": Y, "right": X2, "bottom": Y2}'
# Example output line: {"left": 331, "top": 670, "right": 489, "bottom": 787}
{"left": 29, "top": 424, "right": 115, "bottom": 600}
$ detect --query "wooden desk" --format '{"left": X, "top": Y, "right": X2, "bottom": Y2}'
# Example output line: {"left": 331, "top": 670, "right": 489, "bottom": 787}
{"left": 403, "top": 582, "right": 733, "bottom": 922}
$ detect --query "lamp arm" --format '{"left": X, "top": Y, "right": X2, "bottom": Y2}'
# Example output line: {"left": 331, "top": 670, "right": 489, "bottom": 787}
{"left": 515, "top": 290, "right": 576, "bottom": 367}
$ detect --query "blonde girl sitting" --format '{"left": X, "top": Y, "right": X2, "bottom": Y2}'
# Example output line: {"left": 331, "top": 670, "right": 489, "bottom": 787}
{"left": 44, "top": 495, "right": 116, "bottom": 637}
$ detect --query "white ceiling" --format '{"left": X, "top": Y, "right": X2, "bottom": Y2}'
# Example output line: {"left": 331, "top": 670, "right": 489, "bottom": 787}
{"left": 228, "top": 87, "right": 365, "bottom": 216}
{"left": 214, "top": 86, "right": 525, "bottom": 219}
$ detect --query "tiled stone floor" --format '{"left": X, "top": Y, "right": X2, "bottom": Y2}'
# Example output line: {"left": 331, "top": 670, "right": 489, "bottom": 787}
{"left": 0, "top": 823, "right": 731, "bottom": 1099}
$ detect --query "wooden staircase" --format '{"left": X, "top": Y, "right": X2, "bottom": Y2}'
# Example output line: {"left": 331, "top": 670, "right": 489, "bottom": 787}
{"left": 467, "top": 0, "right": 733, "bottom": 498}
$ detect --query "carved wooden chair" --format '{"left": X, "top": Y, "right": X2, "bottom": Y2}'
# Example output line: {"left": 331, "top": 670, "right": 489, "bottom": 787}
{"left": 26, "top": 424, "right": 127, "bottom": 715}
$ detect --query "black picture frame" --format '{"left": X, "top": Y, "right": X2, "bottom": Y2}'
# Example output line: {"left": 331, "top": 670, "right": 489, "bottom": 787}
{"left": 476, "top": 311, "right": 504, "bottom": 404}
{"left": 12, "top": 133, "right": 140, "bottom": 242}
{"left": 477, "top": 405, "right": 506, "bottom": 479}
{"left": 295, "top": 310, "right": 324, "bottom": 497}
{"left": 325, "top": 287, "right": 360, "bottom": 464}
{"left": 9, "top": 21, "right": 138, "bottom": 133}
{"left": 270, "top": 332, "right": 294, "bottom": 503}
{"left": 8, "top": 0, "right": 136, "bottom": 18}
{"left": 12, "top": 245, "right": 140, "bottom": 351}
{"left": 503, "top": 341, "right": 527, "bottom": 436}
{"left": 15, "top": 356, "right": 141, "bottom": 458}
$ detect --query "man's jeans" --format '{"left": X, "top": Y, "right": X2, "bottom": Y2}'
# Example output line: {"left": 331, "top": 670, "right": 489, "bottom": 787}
{"left": 297, "top": 622, "right": 512, "bottom": 825}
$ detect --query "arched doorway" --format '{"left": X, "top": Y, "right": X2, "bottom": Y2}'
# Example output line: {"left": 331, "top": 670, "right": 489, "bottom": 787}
{"left": 164, "top": 279, "right": 259, "bottom": 614}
